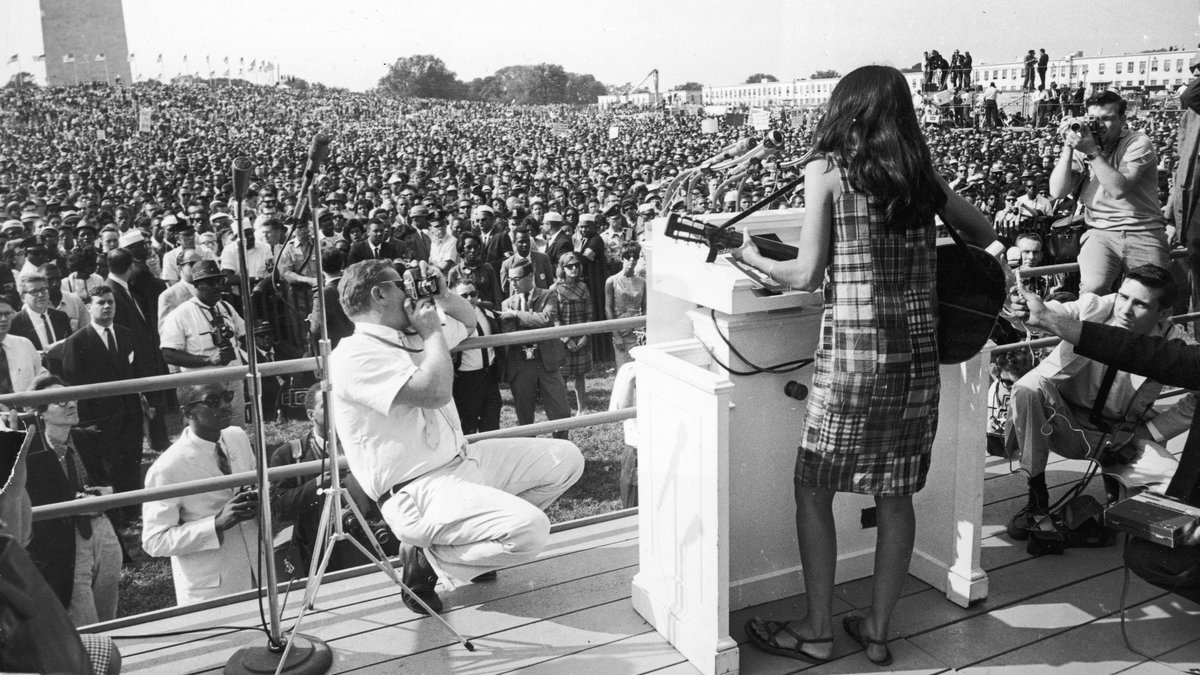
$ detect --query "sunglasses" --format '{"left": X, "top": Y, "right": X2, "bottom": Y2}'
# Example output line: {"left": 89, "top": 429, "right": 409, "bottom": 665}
{"left": 563, "top": 263, "right": 580, "bottom": 270}
{"left": 459, "top": 291, "right": 478, "bottom": 299}
{"left": 185, "top": 390, "right": 236, "bottom": 409}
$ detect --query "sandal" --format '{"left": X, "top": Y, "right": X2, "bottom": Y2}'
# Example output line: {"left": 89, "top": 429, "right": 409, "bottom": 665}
{"left": 743, "top": 617, "right": 833, "bottom": 664}
{"left": 842, "top": 614, "right": 893, "bottom": 666}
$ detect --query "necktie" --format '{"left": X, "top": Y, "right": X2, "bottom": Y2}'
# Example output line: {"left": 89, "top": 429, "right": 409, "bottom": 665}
{"left": 105, "top": 327, "right": 119, "bottom": 360}
{"left": 523, "top": 293, "right": 530, "bottom": 312}
{"left": 215, "top": 440, "right": 232, "bottom": 475}
{"left": 0, "top": 344, "right": 11, "bottom": 395}
{"left": 41, "top": 313, "right": 54, "bottom": 345}
{"left": 62, "top": 447, "right": 92, "bottom": 540}
{"left": 1089, "top": 365, "right": 1120, "bottom": 431}
{"left": 373, "top": 246, "right": 380, "bottom": 259}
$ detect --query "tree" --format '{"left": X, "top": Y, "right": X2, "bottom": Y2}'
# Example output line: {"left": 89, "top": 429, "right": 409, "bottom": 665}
{"left": 810, "top": 69, "right": 840, "bottom": 80}
{"left": 744, "top": 73, "right": 778, "bottom": 84}
{"left": 673, "top": 81, "right": 704, "bottom": 91}
{"left": 377, "top": 54, "right": 464, "bottom": 99}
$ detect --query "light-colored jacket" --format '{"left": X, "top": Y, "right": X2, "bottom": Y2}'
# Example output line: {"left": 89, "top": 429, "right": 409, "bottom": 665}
{"left": 142, "top": 426, "right": 259, "bottom": 605}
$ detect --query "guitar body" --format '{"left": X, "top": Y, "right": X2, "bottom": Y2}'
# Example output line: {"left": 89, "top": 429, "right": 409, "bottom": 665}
{"left": 937, "top": 242, "right": 1007, "bottom": 365}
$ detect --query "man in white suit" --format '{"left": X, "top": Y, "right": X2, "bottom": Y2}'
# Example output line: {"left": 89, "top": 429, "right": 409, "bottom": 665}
{"left": 142, "top": 382, "right": 261, "bottom": 605}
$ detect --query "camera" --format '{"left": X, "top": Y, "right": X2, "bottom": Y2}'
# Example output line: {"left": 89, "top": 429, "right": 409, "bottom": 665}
{"left": 1063, "top": 116, "right": 1104, "bottom": 142}
{"left": 341, "top": 511, "right": 393, "bottom": 547}
{"left": 405, "top": 273, "right": 440, "bottom": 300}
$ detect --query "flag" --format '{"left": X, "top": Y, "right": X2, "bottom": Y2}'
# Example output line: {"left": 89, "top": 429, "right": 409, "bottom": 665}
{"left": 223, "top": 56, "right": 228, "bottom": 64}
{"left": 94, "top": 53, "right": 105, "bottom": 62}
{"left": 63, "top": 54, "right": 74, "bottom": 64}
{"left": 6, "top": 54, "right": 16, "bottom": 65}
{"left": 250, "top": 59, "right": 256, "bottom": 69}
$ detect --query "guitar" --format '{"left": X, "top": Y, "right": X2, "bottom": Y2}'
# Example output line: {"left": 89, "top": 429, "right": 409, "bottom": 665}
{"left": 660, "top": 212, "right": 1007, "bottom": 365}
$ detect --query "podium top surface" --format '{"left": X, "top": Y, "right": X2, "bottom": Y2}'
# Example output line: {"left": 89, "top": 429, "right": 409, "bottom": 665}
{"left": 647, "top": 209, "right": 823, "bottom": 315}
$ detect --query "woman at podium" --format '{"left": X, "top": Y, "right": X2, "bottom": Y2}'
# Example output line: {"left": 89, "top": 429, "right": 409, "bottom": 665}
{"left": 736, "top": 65, "right": 1003, "bottom": 666}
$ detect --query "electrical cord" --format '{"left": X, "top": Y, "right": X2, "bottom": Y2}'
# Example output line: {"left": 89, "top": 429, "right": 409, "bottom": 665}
{"left": 1118, "top": 536, "right": 1200, "bottom": 674}
{"left": 698, "top": 309, "right": 813, "bottom": 376}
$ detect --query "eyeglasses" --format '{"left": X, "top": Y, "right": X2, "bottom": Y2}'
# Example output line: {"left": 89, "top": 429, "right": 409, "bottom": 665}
{"left": 373, "top": 278, "right": 405, "bottom": 291}
{"left": 563, "top": 263, "right": 580, "bottom": 270}
{"left": 184, "top": 390, "right": 236, "bottom": 409}
{"left": 459, "top": 291, "right": 478, "bottom": 299}
{"left": 23, "top": 287, "right": 49, "bottom": 297}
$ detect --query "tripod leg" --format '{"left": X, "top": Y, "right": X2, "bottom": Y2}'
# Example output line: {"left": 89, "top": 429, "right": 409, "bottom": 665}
{"left": 300, "top": 527, "right": 340, "bottom": 612}
{"left": 303, "top": 491, "right": 335, "bottom": 583}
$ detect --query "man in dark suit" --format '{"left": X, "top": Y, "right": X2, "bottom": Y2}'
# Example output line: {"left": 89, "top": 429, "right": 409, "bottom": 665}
{"left": 475, "top": 206, "right": 512, "bottom": 269}
{"left": 499, "top": 260, "right": 570, "bottom": 439}
{"left": 47, "top": 286, "right": 144, "bottom": 518}
{"left": 500, "top": 227, "right": 554, "bottom": 297}
{"left": 10, "top": 271, "right": 73, "bottom": 351}
{"left": 543, "top": 211, "right": 574, "bottom": 267}
{"left": 347, "top": 219, "right": 403, "bottom": 264}
{"left": 106, "top": 248, "right": 170, "bottom": 451}
{"left": 1017, "top": 291, "right": 1200, "bottom": 603}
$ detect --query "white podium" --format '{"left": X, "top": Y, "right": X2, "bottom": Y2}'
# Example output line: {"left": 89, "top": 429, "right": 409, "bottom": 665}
{"left": 631, "top": 210, "right": 989, "bottom": 675}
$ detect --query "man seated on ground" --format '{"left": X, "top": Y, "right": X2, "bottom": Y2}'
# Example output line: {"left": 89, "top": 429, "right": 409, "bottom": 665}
{"left": 1015, "top": 287, "right": 1200, "bottom": 603}
{"left": 329, "top": 260, "right": 583, "bottom": 615}
{"left": 1005, "top": 264, "right": 1197, "bottom": 540}
{"left": 270, "top": 383, "right": 395, "bottom": 573}
{"left": 142, "top": 382, "right": 261, "bottom": 605}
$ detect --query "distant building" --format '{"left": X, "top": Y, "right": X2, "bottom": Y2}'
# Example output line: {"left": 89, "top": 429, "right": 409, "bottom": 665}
{"left": 699, "top": 47, "right": 1199, "bottom": 109}
{"left": 40, "top": 0, "right": 132, "bottom": 86}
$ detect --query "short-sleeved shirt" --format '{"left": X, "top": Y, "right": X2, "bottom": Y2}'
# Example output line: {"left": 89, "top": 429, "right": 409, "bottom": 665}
{"left": 329, "top": 317, "right": 470, "bottom": 500}
{"left": 219, "top": 243, "right": 275, "bottom": 279}
{"left": 159, "top": 298, "right": 246, "bottom": 372}
{"left": 1076, "top": 128, "right": 1166, "bottom": 232}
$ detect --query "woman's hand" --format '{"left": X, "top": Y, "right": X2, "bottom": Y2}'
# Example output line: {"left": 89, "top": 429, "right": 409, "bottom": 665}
{"left": 734, "top": 236, "right": 762, "bottom": 267}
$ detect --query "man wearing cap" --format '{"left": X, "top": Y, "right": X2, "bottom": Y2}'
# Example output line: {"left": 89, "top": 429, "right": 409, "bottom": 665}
{"left": 542, "top": 212, "right": 573, "bottom": 267}
{"left": 158, "top": 249, "right": 203, "bottom": 331}
{"left": 499, "top": 259, "right": 571, "bottom": 439}
{"left": 10, "top": 272, "right": 72, "bottom": 352}
{"left": 160, "top": 260, "right": 247, "bottom": 422}
{"left": 396, "top": 206, "right": 432, "bottom": 263}
{"left": 426, "top": 216, "right": 459, "bottom": 277}
{"left": 219, "top": 220, "right": 275, "bottom": 299}
{"left": 160, "top": 217, "right": 197, "bottom": 284}
{"left": 278, "top": 219, "right": 320, "bottom": 353}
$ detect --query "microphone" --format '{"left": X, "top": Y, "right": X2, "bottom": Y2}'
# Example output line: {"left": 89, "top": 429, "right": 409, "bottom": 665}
{"left": 292, "top": 134, "right": 331, "bottom": 221}
{"left": 698, "top": 137, "right": 753, "bottom": 168}
{"left": 231, "top": 157, "right": 253, "bottom": 201}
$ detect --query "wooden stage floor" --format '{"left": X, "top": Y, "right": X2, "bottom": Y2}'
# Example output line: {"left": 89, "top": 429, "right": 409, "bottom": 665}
{"left": 100, "top": 453, "right": 1200, "bottom": 674}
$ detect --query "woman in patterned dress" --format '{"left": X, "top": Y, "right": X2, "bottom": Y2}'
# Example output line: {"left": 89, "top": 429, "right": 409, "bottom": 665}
{"left": 737, "top": 66, "right": 1003, "bottom": 667}
{"left": 552, "top": 251, "right": 593, "bottom": 414}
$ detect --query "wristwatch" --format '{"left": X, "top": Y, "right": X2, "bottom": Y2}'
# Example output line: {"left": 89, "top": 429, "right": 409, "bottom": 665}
{"left": 1084, "top": 149, "right": 1101, "bottom": 162}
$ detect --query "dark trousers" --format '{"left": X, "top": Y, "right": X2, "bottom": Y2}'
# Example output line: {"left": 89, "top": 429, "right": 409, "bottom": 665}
{"left": 98, "top": 406, "right": 145, "bottom": 523}
{"left": 1125, "top": 537, "right": 1200, "bottom": 604}
{"left": 508, "top": 362, "right": 571, "bottom": 439}
{"left": 453, "top": 366, "right": 502, "bottom": 435}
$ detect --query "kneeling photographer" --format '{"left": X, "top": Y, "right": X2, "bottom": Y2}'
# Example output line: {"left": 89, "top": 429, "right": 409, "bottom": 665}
{"left": 1048, "top": 90, "right": 1169, "bottom": 295}
{"left": 329, "top": 259, "right": 583, "bottom": 615}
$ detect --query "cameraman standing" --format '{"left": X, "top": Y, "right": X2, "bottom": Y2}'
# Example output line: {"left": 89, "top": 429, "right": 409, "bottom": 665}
{"left": 160, "top": 260, "right": 247, "bottom": 422}
{"left": 330, "top": 260, "right": 582, "bottom": 614}
{"left": 1049, "top": 91, "right": 1169, "bottom": 294}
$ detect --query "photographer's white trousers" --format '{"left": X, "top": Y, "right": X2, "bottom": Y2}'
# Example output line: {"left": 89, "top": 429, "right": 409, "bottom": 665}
{"left": 379, "top": 437, "right": 583, "bottom": 583}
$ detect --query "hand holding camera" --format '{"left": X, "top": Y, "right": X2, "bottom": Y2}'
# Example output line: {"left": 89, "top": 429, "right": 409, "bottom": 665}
{"left": 215, "top": 486, "right": 261, "bottom": 532}
{"left": 1058, "top": 116, "right": 1103, "bottom": 154}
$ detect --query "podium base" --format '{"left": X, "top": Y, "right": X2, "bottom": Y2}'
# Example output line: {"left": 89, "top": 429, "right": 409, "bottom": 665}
{"left": 224, "top": 635, "right": 333, "bottom": 674}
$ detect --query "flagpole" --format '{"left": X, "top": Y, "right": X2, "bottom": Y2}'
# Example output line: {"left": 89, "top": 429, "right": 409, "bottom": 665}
{"left": 104, "top": 59, "right": 110, "bottom": 86}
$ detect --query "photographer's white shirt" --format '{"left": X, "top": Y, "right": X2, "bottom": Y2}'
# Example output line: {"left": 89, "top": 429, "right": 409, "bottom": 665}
{"left": 159, "top": 297, "right": 246, "bottom": 372}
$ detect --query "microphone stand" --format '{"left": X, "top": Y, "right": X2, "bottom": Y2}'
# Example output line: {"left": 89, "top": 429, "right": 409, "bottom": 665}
{"left": 225, "top": 170, "right": 332, "bottom": 675}
{"left": 271, "top": 183, "right": 475, "bottom": 672}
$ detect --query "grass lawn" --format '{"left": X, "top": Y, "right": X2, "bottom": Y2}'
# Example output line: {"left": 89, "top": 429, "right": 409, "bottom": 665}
{"left": 116, "top": 366, "right": 628, "bottom": 618}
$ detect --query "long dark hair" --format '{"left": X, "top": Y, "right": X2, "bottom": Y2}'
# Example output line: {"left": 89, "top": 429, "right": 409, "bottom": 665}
{"left": 810, "top": 65, "right": 946, "bottom": 229}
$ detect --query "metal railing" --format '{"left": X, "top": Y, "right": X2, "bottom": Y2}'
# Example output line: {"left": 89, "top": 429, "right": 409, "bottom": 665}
{"left": 13, "top": 316, "right": 646, "bottom": 522}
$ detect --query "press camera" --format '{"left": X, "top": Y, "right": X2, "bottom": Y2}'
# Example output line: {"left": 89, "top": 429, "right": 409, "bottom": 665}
{"left": 1061, "top": 115, "right": 1104, "bottom": 142}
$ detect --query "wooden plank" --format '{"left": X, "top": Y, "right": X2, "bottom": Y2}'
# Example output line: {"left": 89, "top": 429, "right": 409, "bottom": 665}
{"left": 1119, "top": 636, "right": 1200, "bottom": 674}
{"left": 119, "top": 538, "right": 638, "bottom": 670}
{"left": 131, "top": 566, "right": 638, "bottom": 673}
{"left": 498, "top": 628, "right": 690, "bottom": 675}
{"left": 906, "top": 569, "right": 1164, "bottom": 669}
{"left": 959, "top": 595, "right": 1200, "bottom": 673}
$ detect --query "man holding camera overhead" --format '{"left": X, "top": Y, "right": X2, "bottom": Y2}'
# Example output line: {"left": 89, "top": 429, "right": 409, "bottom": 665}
{"left": 329, "top": 260, "right": 582, "bottom": 615}
{"left": 1049, "top": 90, "right": 1169, "bottom": 295}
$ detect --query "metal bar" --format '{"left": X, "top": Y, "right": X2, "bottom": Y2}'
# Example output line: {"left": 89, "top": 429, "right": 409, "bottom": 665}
{"left": 1016, "top": 248, "right": 1188, "bottom": 279}
{"left": 0, "top": 316, "right": 647, "bottom": 407}
{"left": 990, "top": 310, "right": 1200, "bottom": 356}
{"left": 30, "top": 407, "right": 638, "bottom": 521}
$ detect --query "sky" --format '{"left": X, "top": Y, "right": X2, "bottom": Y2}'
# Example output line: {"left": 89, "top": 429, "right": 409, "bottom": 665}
{"left": 2, "top": 0, "right": 1199, "bottom": 92}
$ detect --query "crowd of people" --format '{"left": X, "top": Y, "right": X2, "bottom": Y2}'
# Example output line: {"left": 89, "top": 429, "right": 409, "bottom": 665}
{"left": 0, "top": 62, "right": 1197, "bottom": 649}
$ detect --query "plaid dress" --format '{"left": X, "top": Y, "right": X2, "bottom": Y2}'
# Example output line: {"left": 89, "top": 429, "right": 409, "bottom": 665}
{"left": 552, "top": 280, "right": 594, "bottom": 377}
{"left": 795, "top": 160, "right": 940, "bottom": 496}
